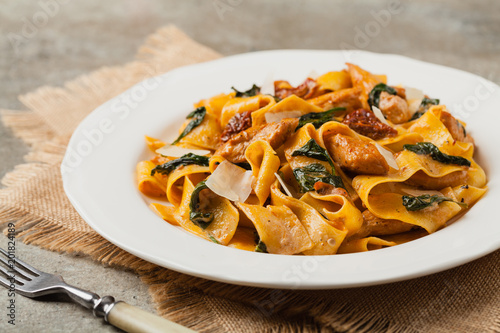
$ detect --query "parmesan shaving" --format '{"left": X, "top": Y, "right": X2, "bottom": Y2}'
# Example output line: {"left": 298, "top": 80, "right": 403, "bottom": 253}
{"left": 404, "top": 87, "right": 424, "bottom": 101}
{"left": 205, "top": 160, "right": 254, "bottom": 202}
{"left": 408, "top": 99, "right": 423, "bottom": 115}
{"left": 372, "top": 106, "right": 391, "bottom": 126}
{"left": 274, "top": 172, "right": 294, "bottom": 197}
{"left": 374, "top": 143, "right": 399, "bottom": 170}
{"left": 404, "top": 87, "right": 425, "bottom": 115}
{"left": 156, "top": 145, "right": 210, "bottom": 157}
{"left": 260, "top": 72, "right": 274, "bottom": 95}
{"left": 265, "top": 111, "right": 302, "bottom": 124}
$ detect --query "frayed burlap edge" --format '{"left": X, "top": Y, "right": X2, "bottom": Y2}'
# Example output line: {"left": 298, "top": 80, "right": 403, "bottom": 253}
{"left": 1, "top": 110, "right": 54, "bottom": 145}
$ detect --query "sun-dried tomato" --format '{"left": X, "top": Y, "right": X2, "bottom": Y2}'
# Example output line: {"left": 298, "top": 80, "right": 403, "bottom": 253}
{"left": 274, "top": 78, "right": 319, "bottom": 100}
{"left": 342, "top": 109, "right": 397, "bottom": 140}
{"left": 220, "top": 110, "right": 253, "bottom": 143}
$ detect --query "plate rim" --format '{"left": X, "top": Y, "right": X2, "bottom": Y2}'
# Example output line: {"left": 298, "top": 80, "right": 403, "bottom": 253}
{"left": 61, "top": 49, "right": 500, "bottom": 289}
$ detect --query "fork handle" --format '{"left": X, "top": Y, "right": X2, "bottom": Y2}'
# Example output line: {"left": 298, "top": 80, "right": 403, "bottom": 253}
{"left": 106, "top": 301, "right": 195, "bottom": 333}
{"left": 60, "top": 284, "right": 193, "bottom": 332}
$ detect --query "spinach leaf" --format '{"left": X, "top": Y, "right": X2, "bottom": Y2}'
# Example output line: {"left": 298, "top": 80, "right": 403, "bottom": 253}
{"left": 272, "top": 95, "right": 282, "bottom": 102}
{"left": 421, "top": 97, "right": 440, "bottom": 106}
{"left": 254, "top": 232, "right": 268, "bottom": 253}
{"left": 291, "top": 139, "right": 334, "bottom": 168}
{"left": 189, "top": 180, "right": 214, "bottom": 229}
{"left": 151, "top": 153, "right": 209, "bottom": 176}
{"left": 255, "top": 241, "right": 268, "bottom": 253}
{"left": 231, "top": 84, "right": 261, "bottom": 97}
{"left": 293, "top": 163, "right": 344, "bottom": 193}
{"left": 403, "top": 142, "right": 471, "bottom": 167}
{"left": 208, "top": 235, "right": 220, "bottom": 244}
{"left": 172, "top": 107, "right": 206, "bottom": 144}
{"left": 296, "top": 107, "right": 345, "bottom": 131}
{"left": 410, "top": 97, "right": 440, "bottom": 120}
{"left": 402, "top": 194, "right": 467, "bottom": 211}
{"left": 368, "top": 83, "right": 398, "bottom": 108}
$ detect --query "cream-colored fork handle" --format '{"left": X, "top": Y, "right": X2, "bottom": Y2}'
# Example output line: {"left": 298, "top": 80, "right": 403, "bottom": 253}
{"left": 107, "top": 302, "right": 196, "bottom": 333}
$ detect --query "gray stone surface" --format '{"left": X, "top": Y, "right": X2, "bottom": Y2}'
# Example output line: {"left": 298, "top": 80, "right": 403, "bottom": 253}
{"left": 0, "top": 0, "right": 499, "bottom": 332}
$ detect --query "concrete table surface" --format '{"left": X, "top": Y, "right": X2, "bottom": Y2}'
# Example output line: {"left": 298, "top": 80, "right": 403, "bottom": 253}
{"left": 0, "top": 0, "right": 499, "bottom": 332}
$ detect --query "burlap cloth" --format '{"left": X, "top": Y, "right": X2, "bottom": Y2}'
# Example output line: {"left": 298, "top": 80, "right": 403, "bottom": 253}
{"left": 1, "top": 25, "right": 499, "bottom": 333}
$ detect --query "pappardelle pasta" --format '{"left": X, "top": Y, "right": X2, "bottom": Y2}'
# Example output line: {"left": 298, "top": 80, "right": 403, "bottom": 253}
{"left": 137, "top": 63, "right": 487, "bottom": 255}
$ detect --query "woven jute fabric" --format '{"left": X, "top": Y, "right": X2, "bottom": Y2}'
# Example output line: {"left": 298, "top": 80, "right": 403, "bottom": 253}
{"left": 1, "top": 25, "right": 499, "bottom": 333}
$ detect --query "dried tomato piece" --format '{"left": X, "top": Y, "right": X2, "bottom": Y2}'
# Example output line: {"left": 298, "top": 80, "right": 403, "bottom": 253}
{"left": 342, "top": 109, "right": 397, "bottom": 140}
{"left": 274, "top": 78, "right": 319, "bottom": 100}
{"left": 220, "top": 110, "right": 253, "bottom": 143}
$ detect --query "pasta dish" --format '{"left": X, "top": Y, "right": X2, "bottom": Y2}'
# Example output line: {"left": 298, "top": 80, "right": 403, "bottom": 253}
{"left": 136, "top": 63, "right": 487, "bottom": 255}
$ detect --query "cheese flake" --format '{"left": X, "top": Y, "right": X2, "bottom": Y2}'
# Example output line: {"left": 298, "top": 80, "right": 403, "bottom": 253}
{"left": 374, "top": 143, "right": 399, "bottom": 170}
{"left": 372, "top": 106, "right": 391, "bottom": 126}
{"left": 205, "top": 160, "right": 254, "bottom": 202}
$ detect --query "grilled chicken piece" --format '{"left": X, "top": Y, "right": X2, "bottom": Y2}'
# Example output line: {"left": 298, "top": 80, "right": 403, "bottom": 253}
{"left": 439, "top": 110, "right": 474, "bottom": 144}
{"left": 355, "top": 210, "right": 415, "bottom": 238}
{"left": 325, "top": 134, "right": 389, "bottom": 175}
{"left": 215, "top": 118, "right": 299, "bottom": 163}
{"left": 214, "top": 126, "right": 259, "bottom": 163}
{"left": 378, "top": 91, "right": 411, "bottom": 124}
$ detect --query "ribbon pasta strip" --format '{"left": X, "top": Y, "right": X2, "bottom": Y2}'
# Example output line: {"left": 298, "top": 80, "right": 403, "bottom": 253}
{"left": 136, "top": 63, "right": 488, "bottom": 255}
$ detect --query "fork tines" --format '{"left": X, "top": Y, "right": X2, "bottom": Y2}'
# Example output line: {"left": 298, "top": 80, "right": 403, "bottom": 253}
{"left": 0, "top": 248, "right": 40, "bottom": 290}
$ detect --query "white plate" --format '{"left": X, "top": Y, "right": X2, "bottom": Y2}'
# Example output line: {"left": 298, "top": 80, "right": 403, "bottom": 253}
{"left": 62, "top": 50, "right": 500, "bottom": 289}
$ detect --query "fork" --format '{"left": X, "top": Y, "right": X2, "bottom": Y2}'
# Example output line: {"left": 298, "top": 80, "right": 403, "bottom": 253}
{"left": 0, "top": 248, "right": 194, "bottom": 333}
